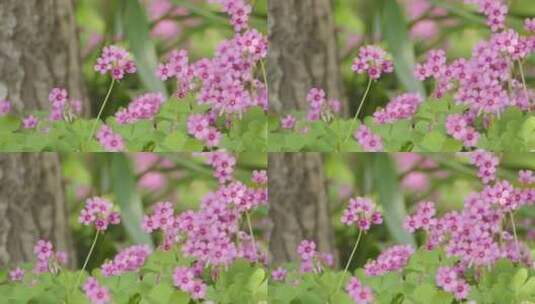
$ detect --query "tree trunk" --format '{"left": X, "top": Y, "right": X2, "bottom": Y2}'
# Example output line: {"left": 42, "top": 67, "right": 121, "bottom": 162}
{"left": 268, "top": 153, "right": 337, "bottom": 265}
{"left": 267, "top": 0, "right": 345, "bottom": 114}
{"left": 0, "top": 0, "right": 85, "bottom": 267}
{"left": 0, "top": 0, "right": 87, "bottom": 114}
{"left": 0, "top": 154, "right": 74, "bottom": 268}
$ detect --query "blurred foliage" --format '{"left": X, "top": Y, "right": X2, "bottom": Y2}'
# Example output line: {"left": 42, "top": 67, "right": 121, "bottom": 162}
{"left": 60, "top": 152, "right": 267, "bottom": 270}
{"left": 324, "top": 153, "right": 535, "bottom": 268}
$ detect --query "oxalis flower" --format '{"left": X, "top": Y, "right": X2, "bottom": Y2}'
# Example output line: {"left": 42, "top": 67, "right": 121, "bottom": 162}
{"left": 94, "top": 45, "right": 136, "bottom": 80}
{"left": 79, "top": 197, "right": 121, "bottom": 231}
{"left": 341, "top": 197, "right": 383, "bottom": 231}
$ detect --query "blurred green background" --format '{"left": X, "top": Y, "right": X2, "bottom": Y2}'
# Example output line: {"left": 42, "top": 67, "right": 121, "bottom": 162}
{"left": 334, "top": 0, "right": 535, "bottom": 117}
{"left": 74, "top": 0, "right": 267, "bottom": 118}
{"left": 60, "top": 152, "right": 267, "bottom": 270}
{"left": 325, "top": 153, "right": 535, "bottom": 270}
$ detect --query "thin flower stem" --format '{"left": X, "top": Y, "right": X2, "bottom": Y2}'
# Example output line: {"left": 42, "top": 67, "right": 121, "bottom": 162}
{"left": 260, "top": 59, "right": 269, "bottom": 93}
{"left": 87, "top": 79, "right": 116, "bottom": 144}
{"left": 518, "top": 61, "right": 530, "bottom": 105}
{"left": 335, "top": 229, "right": 363, "bottom": 295}
{"left": 245, "top": 211, "right": 257, "bottom": 257}
{"left": 343, "top": 78, "right": 373, "bottom": 144}
{"left": 73, "top": 230, "right": 100, "bottom": 293}
{"left": 509, "top": 212, "right": 520, "bottom": 256}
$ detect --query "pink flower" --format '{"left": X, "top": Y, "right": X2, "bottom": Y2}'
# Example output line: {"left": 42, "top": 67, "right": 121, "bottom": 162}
{"left": 297, "top": 240, "right": 316, "bottom": 260}
{"left": 96, "top": 125, "right": 125, "bottom": 152}
{"left": 79, "top": 197, "right": 120, "bottom": 231}
{"left": 9, "top": 267, "right": 24, "bottom": 282}
{"left": 281, "top": 115, "right": 296, "bottom": 129}
{"left": 22, "top": 115, "right": 38, "bottom": 129}
{"left": 173, "top": 266, "right": 207, "bottom": 300}
{"left": 271, "top": 267, "right": 287, "bottom": 281}
{"left": 83, "top": 277, "right": 111, "bottom": 304}
{"left": 94, "top": 45, "right": 136, "bottom": 80}
{"left": 373, "top": 93, "right": 423, "bottom": 124}
{"left": 341, "top": 197, "right": 382, "bottom": 231}
{"left": 353, "top": 125, "right": 384, "bottom": 152}
{"left": 0, "top": 100, "right": 12, "bottom": 116}
{"left": 346, "top": 277, "right": 374, "bottom": 304}
{"left": 364, "top": 245, "right": 414, "bottom": 276}
{"left": 115, "top": 92, "right": 165, "bottom": 124}
{"left": 352, "top": 45, "right": 394, "bottom": 80}
{"left": 101, "top": 245, "right": 151, "bottom": 277}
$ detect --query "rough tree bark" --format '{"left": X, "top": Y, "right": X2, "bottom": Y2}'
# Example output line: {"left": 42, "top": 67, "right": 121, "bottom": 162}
{"left": 0, "top": 0, "right": 86, "bottom": 267}
{"left": 268, "top": 153, "right": 337, "bottom": 265}
{"left": 0, "top": 154, "right": 74, "bottom": 268}
{"left": 267, "top": 0, "right": 345, "bottom": 114}
{"left": 0, "top": 0, "right": 87, "bottom": 114}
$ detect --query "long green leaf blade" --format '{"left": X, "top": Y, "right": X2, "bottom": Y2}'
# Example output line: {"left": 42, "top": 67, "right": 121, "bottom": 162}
{"left": 371, "top": 153, "right": 415, "bottom": 246}
{"left": 380, "top": 0, "right": 425, "bottom": 95}
{"left": 122, "top": 0, "right": 167, "bottom": 95}
{"left": 109, "top": 154, "right": 153, "bottom": 247}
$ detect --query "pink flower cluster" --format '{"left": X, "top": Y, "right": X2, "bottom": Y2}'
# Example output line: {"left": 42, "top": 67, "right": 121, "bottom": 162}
{"left": 363, "top": 245, "right": 414, "bottom": 276}
{"left": 94, "top": 45, "right": 136, "bottom": 80}
{"left": 48, "top": 87, "right": 82, "bottom": 121}
{"left": 187, "top": 114, "right": 221, "bottom": 148}
{"left": 33, "top": 239, "right": 68, "bottom": 273}
{"left": 101, "top": 245, "right": 151, "bottom": 277}
{"left": 157, "top": 29, "right": 267, "bottom": 115}
{"left": 22, "top": 115, "right": 38, "bottom": 129}
{"left": 468, "top": 150, "right": 499, "bottom": 183}
{"left": 353, "top": 125, "right": 384, "bottom": 152}
{"left": 0, "top": 100, "right": 11, "bottom": 116}
{"left": 414, "top": 24, "right": 535, "bottom": 116}
{"left": 464, "top": 0, "right": 507, "bottom": 32}
{"left": 83, "top": 277, "right": 111, "bottom": 304}
{"left": 352, "top": 45, "right": 394, "bottom": 80}
{"left": 345, "top": 277, "right": 374, "bottom": 304}
{"left": 296, "top": 240, "right": 334, "bottom": 273}
{"left": 271, "top": 266, "right": 288, "bottom": 282}
{"left": 79, "top": 197, "right": 121, "bottom": 231}
{"left": 403, "top": 201, "right": 436, "bottom": 233}
{"left": 115, "top": 92, "right": 165, "bottom": 124}
{"left": 209, "top": 0, "right": 252, "bottom": 32}
{"left": 96, "top": 125, "right": 125, "bottom": 152}
{"left": 200, "top": 152, "right": 237, "bottom": 183}
{"left": 436, "top": 266, "right": 470, "bottom": 300}
{"left": 306, "top": 88, "right": 341, "bottom": 121}
{"left": 373, "top": 93, "right": 423, "bottom": 124}
{"left": 173, "top": 266, "right": 207, "bottom": 300}
{"left": 445, "top": 114, "right": 480, "bottom": 147}
{"left": 341, "top": 197, "right": 383, "bottom": 231}
{"left": 141, "top": 162, "right": 268, "bottom": 267}
{"left": 403, "top": 153, "right": 535, "bottom": 272}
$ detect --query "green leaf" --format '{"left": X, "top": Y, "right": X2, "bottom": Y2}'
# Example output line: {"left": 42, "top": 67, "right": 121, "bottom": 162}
{"left": 109, "top": 154, "right": 153, "bottom": 246}
{"left": 379, "top": 0, "right": 425, "bottom": 95}
{"left": 370, "top": 154, "right": 415, "bottom": 245}
{"left": 121, "top": 0, "right": 167, "bottom": 95}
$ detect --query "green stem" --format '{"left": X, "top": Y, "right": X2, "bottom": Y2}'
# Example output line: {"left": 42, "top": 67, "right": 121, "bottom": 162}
{"left": 343, "top": 78, "right": 373, "bottom": 144}
{"left": 73, "top": 230, "right": 100, "bottom": 293}
{"left": 260, "top": 59, "right": 268, "bottom": 92}
{"left": 245, "top": 211, "right": 258, "bottom": 258}
{"left": 518, "top": 61, "right": 530, "bottom": 105}
{"left": 87, "top": 79, "right": 116, "bottom": 143}
{"left": 509, "top": 212, "right": 520, "bottom": 256}
{"left": 335, "top": 230, "right": 363, "bottom": 295}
